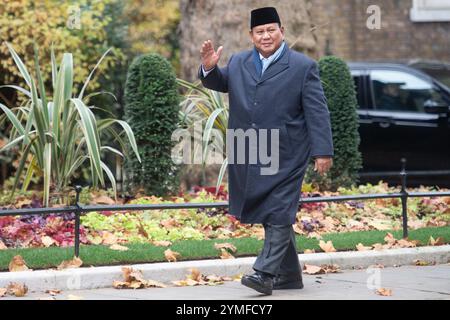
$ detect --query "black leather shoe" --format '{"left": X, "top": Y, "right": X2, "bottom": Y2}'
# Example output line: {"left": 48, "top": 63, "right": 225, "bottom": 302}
{"left": 241, "top": 272, "right": 273, "bottom": 295}
{"left": 273, "top": 273, "right": 304, "bottom": 290}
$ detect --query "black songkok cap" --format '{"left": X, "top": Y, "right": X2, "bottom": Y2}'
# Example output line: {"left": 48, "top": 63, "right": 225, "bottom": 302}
{"left": 250, "top": 7, "right": 281, "bottom": 29}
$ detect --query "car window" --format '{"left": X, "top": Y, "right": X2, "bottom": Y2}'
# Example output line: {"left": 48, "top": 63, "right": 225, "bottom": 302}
{"left": 370, "top": 70, "right": 447, "bottom": 112}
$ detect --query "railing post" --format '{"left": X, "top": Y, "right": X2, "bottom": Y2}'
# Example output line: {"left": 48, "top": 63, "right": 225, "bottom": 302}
{"left": 74, "top": 185, "right": 82, "bottom": 258}
{"left": 400, "top": 158, "right": 409, "bottom": 239}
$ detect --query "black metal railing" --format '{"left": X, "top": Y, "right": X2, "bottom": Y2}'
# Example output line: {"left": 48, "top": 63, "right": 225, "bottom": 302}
{"left": 1, "top": 159, "right": 450, "bottom": 257}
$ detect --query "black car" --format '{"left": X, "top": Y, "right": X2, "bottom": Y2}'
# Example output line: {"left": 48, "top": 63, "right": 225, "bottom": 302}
{"left": 347, "top": 61, "right": 450, "bottom": 187}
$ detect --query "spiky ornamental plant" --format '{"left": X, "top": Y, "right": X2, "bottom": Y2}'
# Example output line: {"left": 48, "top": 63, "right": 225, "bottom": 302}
{"left": 177, "top": 78, "right": 229, "bottom": 193}
{"left": 0, "top": 42, "right": 141, "bottom": 206}
{"left": 304, "top": 56, "right": 362, "bottom": 191}
{"left": 124, "top": 53, "right": 180, "bottom": 196}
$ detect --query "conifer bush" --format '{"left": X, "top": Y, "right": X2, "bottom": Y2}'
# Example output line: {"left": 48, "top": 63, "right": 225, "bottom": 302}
{"left": 124, "top": 53, "right": 180, "bottom": 195}
{"left": 305, "top": 56, "right": 362, "bottom": 191}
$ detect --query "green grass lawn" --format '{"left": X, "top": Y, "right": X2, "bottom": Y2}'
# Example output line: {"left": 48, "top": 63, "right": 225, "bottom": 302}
{"left": 0, "top": 226, "right": 449, "bottom": 271}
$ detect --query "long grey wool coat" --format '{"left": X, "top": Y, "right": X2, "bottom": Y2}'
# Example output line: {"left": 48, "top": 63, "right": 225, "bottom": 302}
{"left": 198, "top": 45, "right": 334, "bottom": 225}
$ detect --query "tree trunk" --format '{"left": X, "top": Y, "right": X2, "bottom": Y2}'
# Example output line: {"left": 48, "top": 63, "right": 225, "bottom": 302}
{"left": 179, "top": 0, "right": 319, "bottom": 81}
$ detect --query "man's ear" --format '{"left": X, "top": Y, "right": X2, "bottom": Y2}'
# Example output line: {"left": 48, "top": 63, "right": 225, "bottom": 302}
{"left": 248, "top": 29, "right": 254, "bottom": 44}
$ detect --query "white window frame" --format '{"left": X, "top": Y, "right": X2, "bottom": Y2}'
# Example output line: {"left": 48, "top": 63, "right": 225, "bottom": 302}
{"left": 410, "top": 0, "right": 450, "bottom": 22}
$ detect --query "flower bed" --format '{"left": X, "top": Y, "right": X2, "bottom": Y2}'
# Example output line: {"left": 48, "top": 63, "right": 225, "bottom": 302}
{"left": 0, "top": 182, "right": 449, "bottom": 249}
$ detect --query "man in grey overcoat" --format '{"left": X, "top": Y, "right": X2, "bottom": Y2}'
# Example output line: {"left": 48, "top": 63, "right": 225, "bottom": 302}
{"left": 198, "top": 7, "right": 334, "bottom": 295}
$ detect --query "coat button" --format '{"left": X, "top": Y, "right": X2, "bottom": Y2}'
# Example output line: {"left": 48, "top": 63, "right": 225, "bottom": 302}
{"left": 254, "top": 102, "right": 257, "bottom": 106}
{"left": 251, "top": 123, "right": 257, "bottom": 128}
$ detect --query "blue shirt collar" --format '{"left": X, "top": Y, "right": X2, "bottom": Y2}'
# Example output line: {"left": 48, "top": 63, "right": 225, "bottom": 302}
{"left": 258, "top": 41, "right": 286, "bottom": 62}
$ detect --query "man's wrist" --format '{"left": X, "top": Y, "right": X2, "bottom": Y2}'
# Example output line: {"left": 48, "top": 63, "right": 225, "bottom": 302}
{"left": 202, "top": 64, "right": 215, "bottom": 71}
{"left": 201, "top": 64, "right": 216, "bottom": 77}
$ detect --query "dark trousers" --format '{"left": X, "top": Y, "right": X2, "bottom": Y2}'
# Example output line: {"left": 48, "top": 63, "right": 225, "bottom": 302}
{"left": 252, "top": 223, "right": 302, "bottom": 276}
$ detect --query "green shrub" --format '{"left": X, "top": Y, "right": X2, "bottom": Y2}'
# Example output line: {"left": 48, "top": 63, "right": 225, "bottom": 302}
{"left": 124, "top": 53, "right": 180, "bottom": 196}
{"left": 305, "top": 56, "right": 362, "bottom": 191}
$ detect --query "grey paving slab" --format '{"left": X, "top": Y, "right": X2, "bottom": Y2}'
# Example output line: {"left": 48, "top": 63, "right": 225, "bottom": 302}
{"left": 2, "top": 264, "right": 449, "bottom": 300}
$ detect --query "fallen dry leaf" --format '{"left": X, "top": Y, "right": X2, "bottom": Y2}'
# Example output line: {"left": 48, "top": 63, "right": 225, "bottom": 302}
{"left": 129, "top": 281, "right": 146, "bottom": 289}
{"left": 303, "top": 264, "right": 325, "bottom": 275}
{"left": 113, "top": 267, "right": 166, "bottom": 289}
{"left": 189, "top": 268, "right": 202, "bottom": 282}
{"left": 164, "top": 249, "right": 181, "bottom": 262}
{"left": 319, "top": 240, "right": 336, "bottom": 253}
{"left": 45, "top": 289, "right": 62, "bottom": 296}
{"left": 57, "top": 257, "right": 83, "bottom": 270}
{"left": 252, "top": 227, "right": 265, "bottom": 240}
{"left": 303, "top": 264, "right": 340, "bottom": 275}
{"left": 152, "top": 240, "right": 172, "bottom": 247}
{"left": 219, "top": 249, "right": 235, "bottom": 259}
{"left": 128, "top": 270, "right": 147, "bottom": 284}
{"left": 0, "top": 240, "right": 7, "bottom": 250}
{"left": 372, "top": 243, "right": 385, "bottom": 251}
{"left": 376, "top": 288, "right": 392, "bottom": 296}
{"left": 186, "top": 278, "right": 200, "bottom": 286}
{"left": 102, "top": 232, "right": 118, "bottom": 245}
{"left": 205, "top": 274, "right": 224, "bottom": 283}
{"left": 67, "top": 294, "right": 84, "bottom": 300}
{"left": 368, "top": 220, "right": 392, "bottom": 231}
{"left": 356, "top": 243, "right": 372, "bottom": 251}
{"left": 214, "top": 242, "right": 237, "bottom": 252}
{"left": 160, "top": 218, "right": 180, "bottom": 229}
{"left": 0, "top": 288, "right": 7, "bottom": 297}
{"left": 428, "top": 236, "right": 445, "bottom": 246}
{"left": 408, "top": 220, "right": 426, "bottom": 230}
{"left": 172, "top": 279, "right": 187, "bottom": 286}
{"left": 306, "top": 232, "right": 323, "bottom": 240}
{"left": 145, "top": 279, "right": 167, "bottom": 288}
{"left": 396, "top": 239, "right": 417, "bottom": 248}
{"left": 93, "top": 195, "right": 115, "bottom": 205}
{"left": 173, "top": 270, "right": 231, "bottom": 287}
{"left": 109, "top": 244, "right": 129, "bottom": 251}
{"left": 136, "top": 220, "right": 149, "bottom": 239}
{"left": 303, "top": 249, "right": 316, "bottom": 254}
{"left": 41, "top": 236, "right": 56, "bottom": 248}
{"left": 87, "top": 235, "right": 103, "bottom": 245}
{"left": 414, "top": 259, "right": 434, "bottom": 266}
{"left": 293, "top": 224, "right": 303, "bottom": 235}
{"left": 15, "top": 198, "right": 32, "bottom": 208}
{"left": 112, "top": 281, "right": 131, "bottom": 289}
{"left": 322, "top": 264, "right": 341, "bottom": 273}
{"left": 9, "top": 255, "right": 31, "bottom": 272}
{"left": 7, "top": 283, "right": 28, "bottom": 297}
{"left": 384, "top": 233, "right": 397, "bottom": 245}
{"left": 233, "top": 274, "right": 243, "bottom": 281}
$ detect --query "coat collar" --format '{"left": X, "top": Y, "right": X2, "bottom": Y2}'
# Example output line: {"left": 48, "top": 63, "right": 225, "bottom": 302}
{"left": 244, "top": 43, "right": 290, "bottom": 84}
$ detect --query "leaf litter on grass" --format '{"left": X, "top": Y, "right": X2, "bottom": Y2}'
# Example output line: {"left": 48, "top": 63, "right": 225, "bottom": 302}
{"left": 1, "top": 182, "right": 449, "bottom": 249}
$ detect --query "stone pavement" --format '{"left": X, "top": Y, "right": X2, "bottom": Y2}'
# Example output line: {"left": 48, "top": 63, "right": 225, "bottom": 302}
{"left": 4, "top": 264, "right": 449, "bottom": 300}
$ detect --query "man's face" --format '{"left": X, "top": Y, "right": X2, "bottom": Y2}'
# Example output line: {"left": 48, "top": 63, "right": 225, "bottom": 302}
{"left": 250, "top": 23, "right": 285, "bottom": 58}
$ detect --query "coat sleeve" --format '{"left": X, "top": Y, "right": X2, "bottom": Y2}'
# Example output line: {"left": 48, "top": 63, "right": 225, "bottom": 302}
{"left": 197, "top": 55, "right": 233, "bottom": 93}
{"left": 302, "top": 61, "right": 334, "bottom": 159}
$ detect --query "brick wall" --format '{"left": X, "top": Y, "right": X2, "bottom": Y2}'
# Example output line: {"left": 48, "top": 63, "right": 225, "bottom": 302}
{"left": 309, "top": 0, "right": 450, "bottom": 62}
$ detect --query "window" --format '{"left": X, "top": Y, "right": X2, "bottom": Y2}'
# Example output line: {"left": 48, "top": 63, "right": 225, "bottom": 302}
{"left": 370, "top": 70, "right": 447, "bottom": 112}
{"left": 410, "top": 0, "right": 450, "bottom": 22}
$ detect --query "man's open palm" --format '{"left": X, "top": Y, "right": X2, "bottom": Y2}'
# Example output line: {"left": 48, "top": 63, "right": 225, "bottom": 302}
{"left": 200, "top": 40, "right": 223, "bottom": 71}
